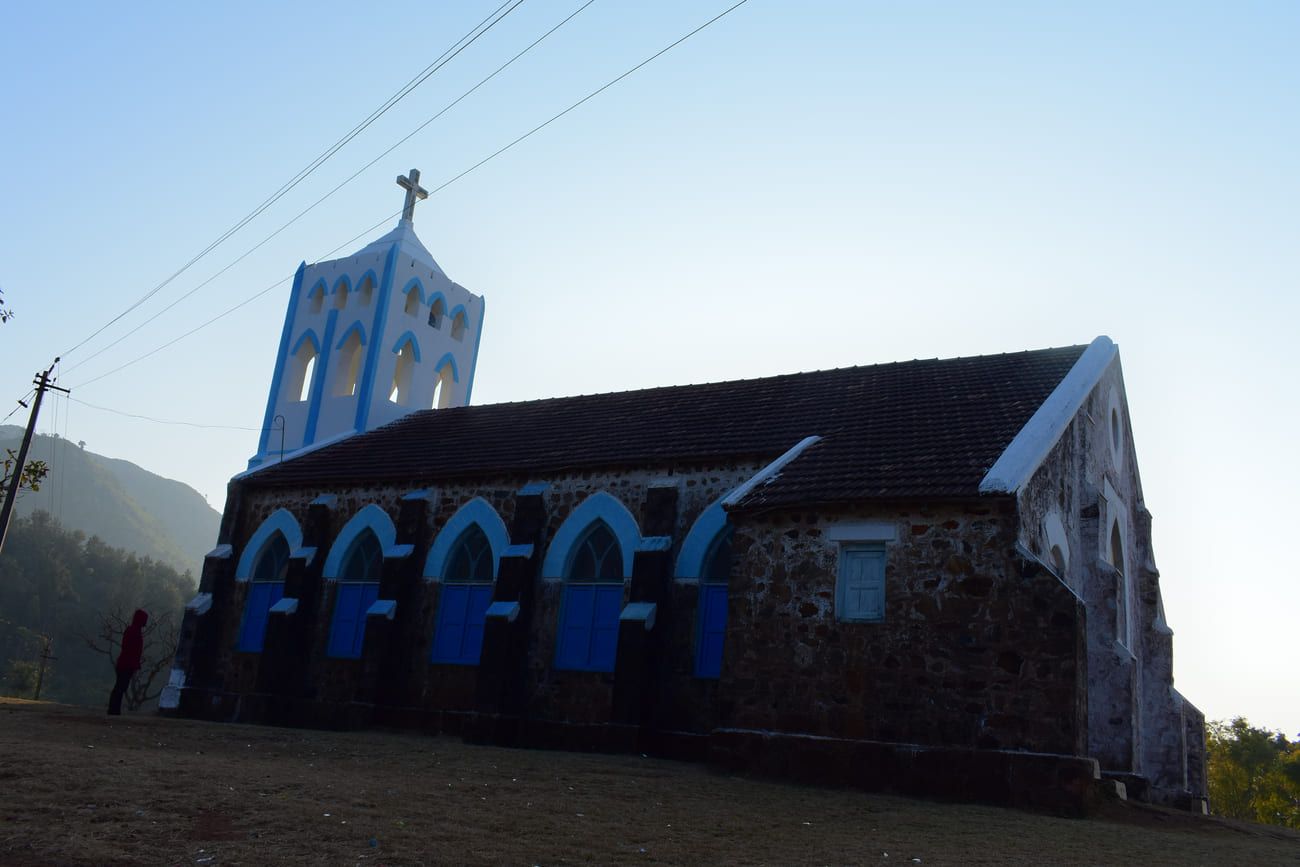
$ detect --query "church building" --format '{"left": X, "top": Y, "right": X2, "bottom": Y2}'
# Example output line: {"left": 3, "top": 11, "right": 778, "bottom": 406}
{"left": 163, "top": 172, "right": 1207, "bottom": 813}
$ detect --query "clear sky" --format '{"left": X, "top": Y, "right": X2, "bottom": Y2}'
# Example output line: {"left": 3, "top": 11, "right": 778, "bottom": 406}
{"left": 2, "top": 2, "right": 1297, "bottom": 735}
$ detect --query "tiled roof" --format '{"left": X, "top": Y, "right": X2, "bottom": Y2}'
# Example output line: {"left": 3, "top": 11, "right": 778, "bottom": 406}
{"left": 245, "top": 344, "right": 1088, "bottom": 507}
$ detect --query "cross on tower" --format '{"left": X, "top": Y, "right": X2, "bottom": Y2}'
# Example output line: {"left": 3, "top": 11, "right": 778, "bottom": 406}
{"left": 396, "top": 169, "right": 428, "bottom": 222}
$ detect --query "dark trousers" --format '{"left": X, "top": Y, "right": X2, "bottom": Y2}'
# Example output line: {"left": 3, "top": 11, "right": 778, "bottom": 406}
{"left": 108, "top": 669, "right": 133, "bottom": 715}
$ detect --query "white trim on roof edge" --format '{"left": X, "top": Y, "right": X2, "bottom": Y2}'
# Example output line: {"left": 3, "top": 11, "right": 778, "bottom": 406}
{"left": 979, "top": 336, "right": 1118, "bottom": 495}
{"left": 721, "top": 436, "right": 822, "bottom": 509}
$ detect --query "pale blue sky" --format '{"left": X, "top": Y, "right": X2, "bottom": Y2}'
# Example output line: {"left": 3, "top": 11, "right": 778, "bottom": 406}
{"left": 2, "top": 2, "right": 1297, "bottom": 734}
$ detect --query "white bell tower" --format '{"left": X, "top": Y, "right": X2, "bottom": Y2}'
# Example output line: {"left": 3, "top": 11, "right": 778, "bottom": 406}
{"left": 248, "top": 170, "right": 485, "bottom": 469}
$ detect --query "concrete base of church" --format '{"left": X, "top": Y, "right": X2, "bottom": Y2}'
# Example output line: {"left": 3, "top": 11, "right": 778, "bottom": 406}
{"left": 168, "top": 687, "right": 1109, "bottom": 815}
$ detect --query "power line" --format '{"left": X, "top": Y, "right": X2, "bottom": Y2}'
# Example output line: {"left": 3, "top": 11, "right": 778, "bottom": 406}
{"left": 59, "top": 0, "right": 527, "bottom": 363}
{"left": 61, "top": 0, "right": 597, "bottom": 379}
{"left": 2, "top": 391, "right": 35, "bottom": 426}
{"left": 64, "top": 0, "right": 752, "bottom": 393}
{"left": 425, "top": 0, "right": 753, "bottom": 198}
{"left": 67, "top": 210, "right": 403, "bottom": 390}
{"left": 68, "top": 397, "right": 266, "bottom": 432}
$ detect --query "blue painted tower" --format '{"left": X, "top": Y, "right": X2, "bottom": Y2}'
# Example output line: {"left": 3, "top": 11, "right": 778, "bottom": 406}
{"left": 248, "top": 170, "right": 485, "bottom": 469}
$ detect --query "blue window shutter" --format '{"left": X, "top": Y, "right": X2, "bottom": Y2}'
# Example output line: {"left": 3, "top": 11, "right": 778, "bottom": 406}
{"left": 589, "top": 585, "right": 622, "bottom": 672}
{"left": 557, "top": 585, "right": 595, "bottom": 670}
{"left": 354, "top": 582, "right": 380, "bottom": 657}
{"left": 695, "top": 583, "right": 728, "bottom": 678}
{"left": 237, "top": 582, "right": 286, "bottom": 653}
{"left": 462, "top": 584, "right": 493, "bottom": 664}
{"left": 431, "top": 585, "right": 470, "bottom": 663}
{"left": 839, "top": 545, "right": 886, "bottom": 621}
{"left": 237, "top": 583, "right": 267, "bottom": 652}
{"left": 328, "top": 583, "right": 376, "bottom": 659}
{"left": 327, "top": 585, "right": 357, "bottom": 657}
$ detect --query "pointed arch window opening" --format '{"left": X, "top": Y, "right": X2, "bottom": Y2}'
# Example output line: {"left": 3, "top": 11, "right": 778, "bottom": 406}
{"left": 328, "top": 529, "right": 383, "bottom": 659}
{"left": 556, "top": 521, "right": 624, "bottom": 672}
{"left": 428, "top": 297, "right": 445, "bottom": 329}
{"left": 430, "top": 524, "right": 495, "bottom": 665}
{"left": 451, "top": 310, "right": 468, "bottom": 341}
{"left": 403, "top": 289, "right": 420, "bottom": 317}
{"left": 1110, "top": 521, "right": 1130, "bottom": 649}
{"left": 432, "top": 362, "right": 454, "bottom": 409}
{"left": 308, "top": 284, "right": 325, "bottom": 314}
{"left": 389, "top": 341, "right": 416, "bottom": 404}
{"left": 446, "top": 524, "right": 494, "bottom": 583}
{"left": 569, "top": 522, "right": 623, "bottom": 581}
{"left": 695, "top": 527, "right": 732, "bottom": 679}
{"left": 333, "top": 330, "right": 364, "bottom": 397}
{"left": 237, "top": 534, "right": 290, "bottom": 653}
{"left": 334, "top": 284, "right": 350, "bottom": 310}
{"left": 357, "top": 274, "right": 375, "bottom": 307}
{"left": 288, "top": 338, "right": 318, "bottom": 403}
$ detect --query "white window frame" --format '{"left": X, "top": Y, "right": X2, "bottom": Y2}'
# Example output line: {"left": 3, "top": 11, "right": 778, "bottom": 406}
{"left": 827, "top": 521, "right": 896, "bottom": 624}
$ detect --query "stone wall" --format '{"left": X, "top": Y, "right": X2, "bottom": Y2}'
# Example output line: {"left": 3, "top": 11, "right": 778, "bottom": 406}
{"left": 169, "top": 457, "right": 1101, "bottom": 808}
{"left": 1015, "top": 356, "right": 1203, "bottom": 804}
{"left": 720, "top": 502, "right": 1087, "bottom": 756}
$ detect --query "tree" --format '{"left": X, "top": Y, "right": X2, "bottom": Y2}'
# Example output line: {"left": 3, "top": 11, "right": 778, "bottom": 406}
{"left": 3, "top": 447, "right": 49, "bottom": 493}
{"left": 1207, "top": 717, "right": 1300, "bottom": 829}
{"left": 82, "top": 608, "right": 179, "bottom": 712}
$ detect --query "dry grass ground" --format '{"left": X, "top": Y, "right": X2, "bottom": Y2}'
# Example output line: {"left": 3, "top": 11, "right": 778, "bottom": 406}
{"left": 0, "top": 699, "right": 1296, "bottom": 866}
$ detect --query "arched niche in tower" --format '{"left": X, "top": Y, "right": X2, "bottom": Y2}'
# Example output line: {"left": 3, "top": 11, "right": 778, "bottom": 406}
{"left": 333, "top": 323, "right": 367, "bottom": 397}
{"left": 332, "top": 275, "right": 351, "bottom": 310}
{"left": 428, "top": 293, "right": 446, "bottom": 330}
{"left": 286, "top": 331, "right": 321, "bottom": 403}
{"left": 432, "top": 352, "right": 459, "bottom": 409}
{"left": 388, "top": 332, "right": 421, "bottom": 405}
{"left": 356, "top": 271, "right": 376, "bottom": 307}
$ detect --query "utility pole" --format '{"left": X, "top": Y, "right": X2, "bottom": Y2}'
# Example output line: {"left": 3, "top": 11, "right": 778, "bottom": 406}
{"left": 0, "top": 359, "right": 69, "bottom": 555}
{"left": 33, "top": 635, "right": 55, "bottom": 701}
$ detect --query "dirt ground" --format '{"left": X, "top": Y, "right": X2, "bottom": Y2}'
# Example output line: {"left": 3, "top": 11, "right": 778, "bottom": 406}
{"left": 0, "top": 700, "right": 1296, "bottom": 866}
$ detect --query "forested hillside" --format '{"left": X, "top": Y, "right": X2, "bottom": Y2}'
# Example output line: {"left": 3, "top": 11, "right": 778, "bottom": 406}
{"left": 0, "top": 512, "right": 194, "bottom": 708}
{"left": 0, "top": 426, "right": 220, "bottom": 574}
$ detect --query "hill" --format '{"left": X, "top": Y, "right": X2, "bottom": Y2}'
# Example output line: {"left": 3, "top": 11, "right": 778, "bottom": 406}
{"left": 1, "top": 700, "right": 1298, "bottom": 865}
{"left": 1, "top": 425, "right": 219, "bottom": 574}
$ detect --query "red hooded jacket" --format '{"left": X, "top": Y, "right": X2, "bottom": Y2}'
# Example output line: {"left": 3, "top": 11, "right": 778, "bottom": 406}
{"left": 116, "top": 609, "right": 148, "bottom": 673}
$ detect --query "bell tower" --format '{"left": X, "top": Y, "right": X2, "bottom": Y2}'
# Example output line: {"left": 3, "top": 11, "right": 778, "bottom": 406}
{"left": 247, "top": 170, "right": 485, "bottom": 469}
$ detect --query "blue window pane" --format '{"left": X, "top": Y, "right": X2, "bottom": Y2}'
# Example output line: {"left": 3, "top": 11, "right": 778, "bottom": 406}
{"left": 556, "top": 584, "right": 622, "bottom": 673}
{"left": 431, "top": 584, "right": 494, "bottom": 665}
{"left": 237, "top": 581, "right": 285, "bottom": 653}
{"left": 695, "top": 583, "right": 728, "bottom": 678}
{"left": 328, "top": 582, "right": 379, "bottom": 659}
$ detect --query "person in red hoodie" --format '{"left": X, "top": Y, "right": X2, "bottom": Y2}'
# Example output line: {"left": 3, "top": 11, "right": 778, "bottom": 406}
{"left": 108, "top": 609, "right": 148, "bottom": 715}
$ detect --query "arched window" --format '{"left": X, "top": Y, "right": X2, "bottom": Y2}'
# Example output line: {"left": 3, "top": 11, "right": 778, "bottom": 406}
{"left": 308, "top": 282, "right": 326, "bottom": 314}
{"left": 556, "top": 522, "right": 624, "bottom": 672}
{"left": 404, "top": 289, "right": 420, "bottom": 317}
{"left": 236, "top": 534, "right": 289, "bottom": 652}
{"left": 695, "top": 528, "right": 732, "bottom": 678}
{"left": 450, "top": 308, "right": 468, "bottom": 341}
{"left": 327, "top": 530, "right": 382, "bottom": 658}
{"left": 430, "top": 525, "right": 495, "bottom": 665}
{"left": 333, "top": 279, "right": 350, "bottom": 310}
{"left": 1110, "top": 521, "right": 1129, "bottom": 648}
{"left": 428, "top": 296, "right": 445, "bottom": 329}
{"left": 432, "top": 360, "right": 455, "bottom": 409}
{"left": 357, "top": 273, "right": 375, "bottom": 307}
{"left": 287, "top": 334, "right": 319, "bottom": 403}
{"left": 389, "top": 340, "right": 416, "bottom": 404}
{"left": 333, "top": 328, "right": 364, "bottom": 397}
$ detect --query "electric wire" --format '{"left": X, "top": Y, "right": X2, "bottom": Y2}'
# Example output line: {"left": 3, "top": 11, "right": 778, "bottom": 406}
{"left": 60, "top": 0, "right": 597, "bottom": 379}
{"left": 67, "top": 397, "right": 265, "bottom": 432}
{"left": 64, "top": 0, "right": 751, "bottom": 393}
{"left": 424, "top": 0, "right": 752, "bottom": 199}
{"left": 67, "top": 210, "right": 403, "bottom": 390}
{"left": 1, "top": 391, "right": 34, "bottom": 426}
{"left": 58, "top": 0, "right": 526, "bottom": 362}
